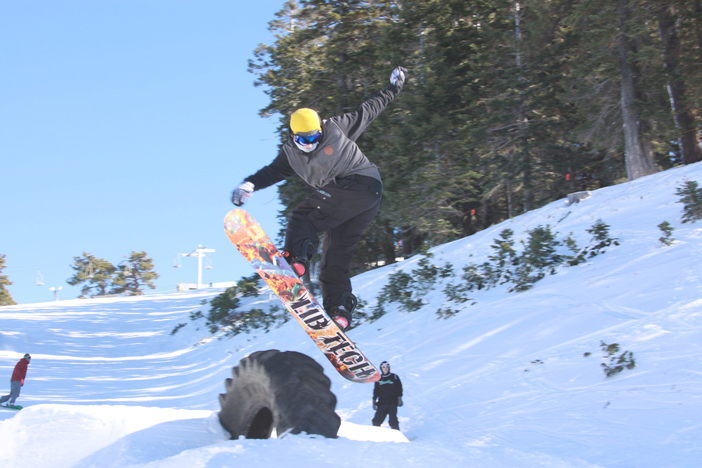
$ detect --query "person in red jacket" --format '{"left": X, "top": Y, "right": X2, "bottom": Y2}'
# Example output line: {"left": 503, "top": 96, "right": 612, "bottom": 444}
{"left": 0, "top": 353, "right": 31, "bottom": 407}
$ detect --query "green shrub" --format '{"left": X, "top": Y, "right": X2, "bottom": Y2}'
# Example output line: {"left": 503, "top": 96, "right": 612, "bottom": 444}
{"left": 487, "top": 229, "right": 519, "bottom": 286}
{"left": 676, "top": 180, "right": 702, "bottom": 223}
{"left": 179, "top": 281, "right": 288, "bottom": 338}
{"left": 511, "top": 225, "right": 563, "bottom": 292}
{"left": 600, "top": 341, "right": 636, "bottom": 377}
{"left": 236, "top": 273, "right": 262, "bottom": 297}
{"left": 568, "top": 220, "right": 620, "bottom": 266}
{"left": 374, "top": 255, "right": 453, "bottom": 316}
{"left": 657, "top": 221, "right": 674, "bottom": 246}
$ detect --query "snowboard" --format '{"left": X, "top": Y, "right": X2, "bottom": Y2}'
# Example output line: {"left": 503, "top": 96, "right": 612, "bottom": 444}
{"left": 224, "top": 208, "right": 380, "bottom": 383}
{"left": 0, "top": 405, "right": 22, "bottom": 410}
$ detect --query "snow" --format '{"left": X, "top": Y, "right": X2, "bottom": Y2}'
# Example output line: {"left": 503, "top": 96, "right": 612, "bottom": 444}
{"left": 2, "top": 162, "right": 702, "bottom": 467}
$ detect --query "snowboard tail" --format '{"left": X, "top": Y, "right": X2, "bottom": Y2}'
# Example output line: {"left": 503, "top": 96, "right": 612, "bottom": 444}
{"left": 0, "top": 405, "right": 22, "bottom": 410}
{"left": 224, "top": 209, "right": 380, "bottom": 383}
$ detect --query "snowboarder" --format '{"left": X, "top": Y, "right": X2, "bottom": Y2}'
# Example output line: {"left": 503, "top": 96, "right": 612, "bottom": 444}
{"left": 231, "top": 66, "right": 407, "bottom": 331}
{"left": 0, "top": 353, "right": 31, "bottom": 407}
{"left": 372, "top": 360, "right": 403, "bottom": 430}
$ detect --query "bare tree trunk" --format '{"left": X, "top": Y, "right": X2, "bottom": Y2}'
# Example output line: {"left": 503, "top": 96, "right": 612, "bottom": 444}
{"left": 513, "top": 1, "right": 534, "bottom": 212}
{"left": 692, "top": 0, "right": 702, "bottom": 51}
{"left": 658, "top": 2, "right": 702, "bottom": 164}
{"left": 505, "top": 177, "right": 514, "bottom": 218}
{"left": 617, "top": 0, "right": 657, "bottom": 180}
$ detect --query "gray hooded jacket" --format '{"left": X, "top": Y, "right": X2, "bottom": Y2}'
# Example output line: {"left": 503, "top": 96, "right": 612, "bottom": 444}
{"left": 245, "top": 85, "right": 401, "bottom": 190}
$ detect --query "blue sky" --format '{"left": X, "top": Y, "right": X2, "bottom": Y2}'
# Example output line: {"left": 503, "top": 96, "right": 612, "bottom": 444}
{"left": 1, "top": 1, "right": 288, "bottom": 303}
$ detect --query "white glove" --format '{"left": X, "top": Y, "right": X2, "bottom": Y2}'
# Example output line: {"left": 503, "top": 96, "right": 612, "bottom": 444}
{"left": 231, "top": 181, "right": 254, "bottom": 206}
{"left": 390, "top": 66, "right": 407, "bottom": 89}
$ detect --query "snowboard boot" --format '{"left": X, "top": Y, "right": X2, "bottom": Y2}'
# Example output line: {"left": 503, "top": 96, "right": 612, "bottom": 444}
{"left": 281, "top": 239, "right": 315, "bottom": 278}
{"left": 329, "top": 293, "right": 358, "bottom": 331}
{"left": 281, "top": 250, "right": 308, "bottom": 277}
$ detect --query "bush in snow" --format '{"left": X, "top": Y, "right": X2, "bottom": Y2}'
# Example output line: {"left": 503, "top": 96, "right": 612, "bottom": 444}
{"left": 675, "top": 180, "right": 702, "bottom": 223}
{"left": 600, "top": 341, "right": 636, "bottom": 378}
{"left": 236, "top": 273, "right": 263, "bottom": 297}
{"left": 486, "top": 228, "right": 520, "bottom": 286}
{"left": 171, "top": 277, "right": 289, "bottom": 337}
{"left": 567, "top": 220, "right": 620, "bottom": 266}
{"left": 657, "top": 221, "right": 674, "bottom": 246}
{"left": 511, "top": 225, "right": 564, "bottom": 292}
{"left": 441, "top": 228, "right": 521, "bottom": 303}
{"left": 373, "top": 254, "right": 453, "bottom": 318}
{"left": 435, "top": 306, "right": 464, "bottom": 319}
{"left": 440, "top": 220, "right": 621, "bottom": 315}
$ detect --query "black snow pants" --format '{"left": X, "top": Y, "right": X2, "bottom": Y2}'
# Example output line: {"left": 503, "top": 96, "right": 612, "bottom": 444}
{"left": 284, "top": 174, "right": 382, "bottom": 311}
{"left": 372, "top": 403, "right": 399, "bottom": 430}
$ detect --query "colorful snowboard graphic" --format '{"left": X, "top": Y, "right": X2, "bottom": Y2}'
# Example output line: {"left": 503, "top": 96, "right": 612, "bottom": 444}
{"left": 224, "top": 209, "right": 380, "bottom": 383}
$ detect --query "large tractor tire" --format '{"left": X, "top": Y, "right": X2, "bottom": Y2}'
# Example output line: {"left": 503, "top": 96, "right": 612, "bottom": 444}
{"left": 218, "top": 349, "right": 340, "bottom": 439}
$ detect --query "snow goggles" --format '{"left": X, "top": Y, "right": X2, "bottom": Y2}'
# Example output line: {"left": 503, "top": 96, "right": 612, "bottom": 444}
{"left": 294, "top": 131, "right": 322, "bottom": 146}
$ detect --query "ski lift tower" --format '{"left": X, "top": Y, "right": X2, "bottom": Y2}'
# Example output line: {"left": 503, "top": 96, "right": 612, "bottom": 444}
{"left": 178, "top": 245, "right": 215, "bottom": 289}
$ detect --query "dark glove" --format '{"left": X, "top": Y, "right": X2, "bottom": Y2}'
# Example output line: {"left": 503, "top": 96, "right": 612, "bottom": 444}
{"left": 372, "top": 399, "right": 378, "bottom": 411}
{"left": 231, "top": 181, "right": 254, "bottom": 206}
{"left": 397, "top": 397, "right": 403, "bottom": 407}
{"left": 390, "top": 66, "right": 407, "bottom": 90}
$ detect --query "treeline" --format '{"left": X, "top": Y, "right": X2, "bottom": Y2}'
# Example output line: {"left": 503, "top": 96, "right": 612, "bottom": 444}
{"left": 248, "top": 0, "right": 702, "bottom": 274}
{"left": 0, "top": 251, "right": 159, "bottom": 305}
{"left": 66, "top": 251, "right": 159, "bottom": 298}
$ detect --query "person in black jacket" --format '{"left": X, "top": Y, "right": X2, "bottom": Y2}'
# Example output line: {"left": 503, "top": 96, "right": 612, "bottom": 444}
{"left": 372, "top": 360, "right": 403, "bottom": 430}
{"left": 231, "top": 67, "right": 407, "bottom": 331}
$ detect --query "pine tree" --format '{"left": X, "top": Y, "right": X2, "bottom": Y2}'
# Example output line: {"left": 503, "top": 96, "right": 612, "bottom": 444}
{"left": 0, "top": 254, "right": 16, "bottom": 306}
{"left": 67, "top": 252, "right": 116, "bottom": 298}
{"left": 205, "top": 286, "right": 241, "bottom": 333}
{"left": 569, "top": 219, "right": 620, "bottom": 265}
{"left": 512, "top": 225, "right": 562, "bottom": 291}
{"left": 236, "top": 273, "right": 261, "bottom": 297}
{"left": 657, "top": 221, "right": 674, "bottom": 246}
{"left": 111, "top": 251, "right": 159, "bottom": 296}
{"left": 487, "top": 229, "right": 519, "bottom": 286}
{"left": 676, "top": 180, "right": 702, "bottom": 223}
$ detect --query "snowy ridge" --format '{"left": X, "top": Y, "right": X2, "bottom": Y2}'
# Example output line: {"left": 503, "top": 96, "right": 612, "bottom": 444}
{"left": 1, "top": 162, "right": 702, "bottom": 467}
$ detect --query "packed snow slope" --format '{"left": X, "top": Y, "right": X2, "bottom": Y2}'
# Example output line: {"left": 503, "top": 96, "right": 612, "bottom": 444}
{"left": 2, "top": 162, "right": 702, "bottom": 468}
